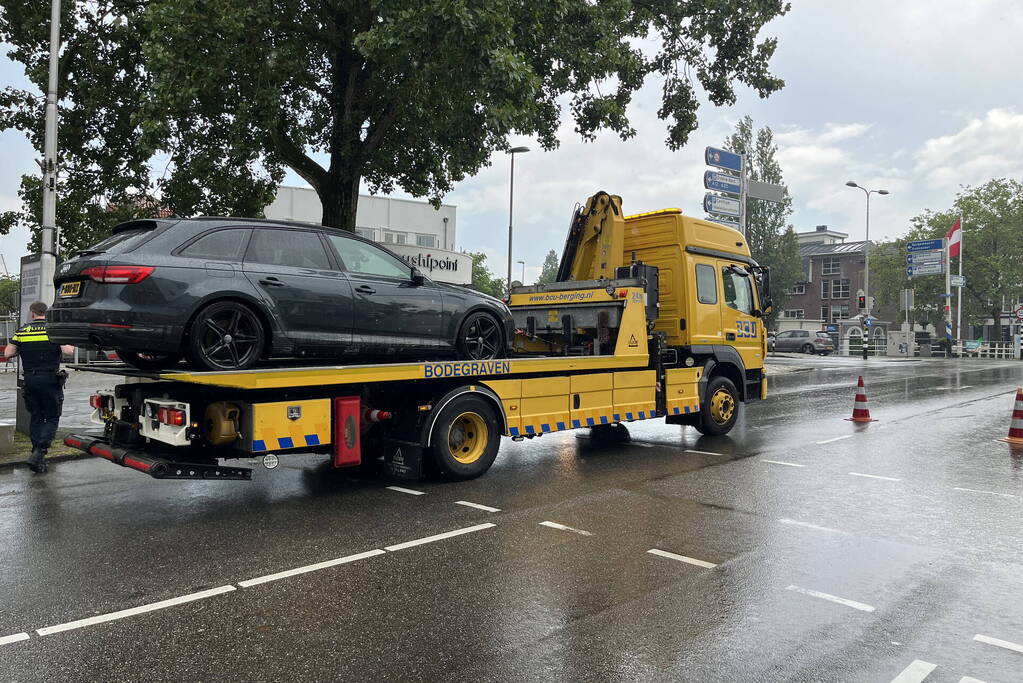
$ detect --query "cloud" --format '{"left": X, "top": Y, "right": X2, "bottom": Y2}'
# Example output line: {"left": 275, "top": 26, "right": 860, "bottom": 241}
{"left": 915, "top": 108, "right": 1023, "bottom": 188}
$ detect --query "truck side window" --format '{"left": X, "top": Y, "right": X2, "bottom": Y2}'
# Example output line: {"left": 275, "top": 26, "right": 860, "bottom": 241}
{"left": 696, "top": 264, "right": 717, "bottom": 304}
{"left": 722, "top": 267, "right": 754, "bottom": 314}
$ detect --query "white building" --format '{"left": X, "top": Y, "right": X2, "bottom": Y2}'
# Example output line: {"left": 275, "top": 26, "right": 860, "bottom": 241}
{"left": 264, "top": 186, "right": 471, "bottom": 284}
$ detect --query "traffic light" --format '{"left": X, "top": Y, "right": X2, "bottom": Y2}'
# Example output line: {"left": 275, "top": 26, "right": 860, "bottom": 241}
{"left": 858, "top": 295, "right": 866, "bottom": 310}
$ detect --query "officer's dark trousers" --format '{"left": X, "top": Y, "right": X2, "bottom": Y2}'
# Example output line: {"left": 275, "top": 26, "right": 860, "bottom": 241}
{"left": 23, "top": 373, "right": 64, "bottom": 453}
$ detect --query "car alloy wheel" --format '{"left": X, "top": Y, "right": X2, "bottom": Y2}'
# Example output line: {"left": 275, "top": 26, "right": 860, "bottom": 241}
{"left": 190, "top": 301, "right": 265, "bottom": 371}
{"left": 458, "top": 312, "right": 503, "bottom": 360}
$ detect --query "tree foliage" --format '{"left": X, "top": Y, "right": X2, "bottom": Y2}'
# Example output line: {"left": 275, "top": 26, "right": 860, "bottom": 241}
{"left": 1, "top": 0, "right": 790, "bottom": 254}
{"left": 467, "top": 252, "right": 506, "bottom": 299}
{"left": 721, "top": 116, "right": 801, "bottom": 324}
{"left": 537, "top": 249, "right": 560, "bottom": 285}
{"left": 869, "top": 178, "right": 1023, "bottom": 339}
{"left": 0, "top": 276, "right": 19, "bottom": 317}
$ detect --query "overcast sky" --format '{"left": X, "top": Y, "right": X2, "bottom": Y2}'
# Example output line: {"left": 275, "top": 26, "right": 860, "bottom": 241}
{"left": 3, "top": 0, "right": 1023, "bottom": 283}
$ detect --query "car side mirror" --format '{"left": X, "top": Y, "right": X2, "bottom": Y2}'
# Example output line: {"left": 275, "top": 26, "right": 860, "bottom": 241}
{"left": 411, "top": 270, "right": 425, "bottom": 286}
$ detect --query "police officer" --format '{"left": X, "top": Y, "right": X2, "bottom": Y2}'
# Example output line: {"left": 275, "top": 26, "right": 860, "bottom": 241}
{"left": 3, "top": 302, "right": 74, "bottom": 474}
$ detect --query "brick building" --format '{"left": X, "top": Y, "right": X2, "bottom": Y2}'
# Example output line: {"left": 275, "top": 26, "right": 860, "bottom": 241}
{"left": 778, "top": 225, "right": 869, "bottom": 327}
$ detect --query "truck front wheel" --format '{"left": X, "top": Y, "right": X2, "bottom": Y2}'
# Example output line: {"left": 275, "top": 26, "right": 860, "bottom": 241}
{"left": 429, "top": 394, "right": 501, "bottom": 480}
{"left": 696, "top": 376, "right": 739, "bottom": 436}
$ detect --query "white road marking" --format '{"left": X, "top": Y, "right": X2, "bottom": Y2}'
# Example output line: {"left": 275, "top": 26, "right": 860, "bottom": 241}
{"left": 785, "top": 585, "right": 875, "bottom": 612}
{"left": 849, "top": 472, "right": 902, "bottom": 482}
{"left": 778, "top": 518, "right": 845, "bottom": 534}
{"left": 961, "top": 385, "right": 974, "bottom": 389}
{"left": 953, "top": 487, "right": 1016, "bottom": 498}
{"left": 959, "top": 677, "right": 986, "bottom": 683}
{"left": 889, "top": 659, "right": 937, "bottom": 683}
{"left": 973, "top": 633, "right": 1023, "bottom": 654}
{"left": 384, "top": 522, "right": 496, "bottom": 552}
{"left": 454, "top": 500, "right": 501, "bottom": 513}
{"left": 36, "top": 585, "right": 237, "bottom": 636}
{"left": 762, "top": 459, "right": 804, "bottom": 467}
{"left": 0, "top": 633, "right": 29, "bottom": 646}
{"left": 647, "top": 548, "right": 716, "bottom": 568}
{"left": 539, "top": 520, "right": 594, "bottom": 536}
{"left": 817, "top": 434, "right": 853, "bottom": 444}
{"left": 684, "top": 449, "right": 724, "bottom": 457}
{"left": 386, "top": 486, "right": 425, "bottom": 496}
{"left": 238, "top": 549, "right": 385, "bottom": 588}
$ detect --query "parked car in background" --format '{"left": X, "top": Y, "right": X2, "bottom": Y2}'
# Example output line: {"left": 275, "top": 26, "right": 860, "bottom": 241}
{"left": 769, "top": 329, "right": 835, "bottom": 355}
{"left": 47, "top": 218, "right": 514, "bottom": 372}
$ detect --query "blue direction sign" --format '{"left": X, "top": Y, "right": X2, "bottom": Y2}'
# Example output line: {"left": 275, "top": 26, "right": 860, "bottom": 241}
{"left": 906, "top": 238, "right": 944, "bottom": 252}
{"left": 705, "top": 146, "right": 742, "bottom": 173}
{"left": 704, "top": 170, "right": 741, "bottom": 194}
{"left": 906, "top": 252, "right": 944, "bottom": 265}
{"left": 907, "top": 263, "right": 944, "bottom": 277}
{"left": 704, "top": 194, "right": 742, "bottom": 217}
{"left": 706, "top": 216, "right": 740, "bottom": 231}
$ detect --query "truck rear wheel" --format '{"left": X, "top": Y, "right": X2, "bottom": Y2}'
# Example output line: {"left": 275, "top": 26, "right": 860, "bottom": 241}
{"left": 696, "top": 376, "right": 739, "bottom": 436}
{"left": 429, "top": 394, "right": 501, "bottom": 480}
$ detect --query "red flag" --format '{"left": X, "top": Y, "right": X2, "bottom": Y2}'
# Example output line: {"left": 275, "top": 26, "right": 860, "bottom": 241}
{"left": 945, "top": 218, "right": 961, "bottom": 258}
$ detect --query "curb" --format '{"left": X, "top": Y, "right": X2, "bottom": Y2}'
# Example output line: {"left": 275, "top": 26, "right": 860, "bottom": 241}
{"left": 0, "top": 449, "right": 95, "bottom": 470}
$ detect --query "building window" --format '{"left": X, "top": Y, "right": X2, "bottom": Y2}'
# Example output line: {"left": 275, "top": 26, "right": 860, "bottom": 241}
{"left": 355, "top": 228, "right": 376, "bottom": 241}
{"left": 821, "top": 257, "right": 840, "bottom": 275}
{"left": 383, "top": 232, "right": 407, "bottom": 245}
{"left": 831, "top": 304, "right": 850, "bottom": 321}
{"left": 831, "top": 279, "right": 850, "bottom": 299}
{"left": 821, "top": 280, "right": 830, "bottom": 299}
{"left": 821, "top": 305, "right": 829, "bottom": 321}
{"left": 783, "top": 309, "right": 804, "bottom": 319}
{"left": 788, "top": 284, "right": 805, "bottom": 295}
{"left": 416, "top": 234, "right": 436, "bottom": 248}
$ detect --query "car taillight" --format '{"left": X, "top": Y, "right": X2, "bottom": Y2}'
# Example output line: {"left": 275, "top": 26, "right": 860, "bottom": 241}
{"left": 156, "top": 406, "right": 186, "bottom": 426}
{"left": 89, "top": 394, "right": 102, "bottom": 409}
{"left": 81, "top": 265, "right": 155, "bottom": 284}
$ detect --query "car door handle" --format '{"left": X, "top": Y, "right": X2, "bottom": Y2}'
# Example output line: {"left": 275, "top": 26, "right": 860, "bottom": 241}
{"left": 355, "top": 285, "right": 376, "bottom": 294}
{"left": 259, "top": 277, "right": 285, "bottom": 287}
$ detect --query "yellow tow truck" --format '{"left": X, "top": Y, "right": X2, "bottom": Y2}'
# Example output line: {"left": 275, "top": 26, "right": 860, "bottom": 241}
{"left": 63, "top": 192, "right": 770, "bottom": 482}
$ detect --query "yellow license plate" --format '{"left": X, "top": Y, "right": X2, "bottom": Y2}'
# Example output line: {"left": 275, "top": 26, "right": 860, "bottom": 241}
{"left": 59, "top": 281, "right": 82, "bottom": 298}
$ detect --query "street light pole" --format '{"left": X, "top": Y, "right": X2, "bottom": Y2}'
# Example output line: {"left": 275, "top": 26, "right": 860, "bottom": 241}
{"left": 846, "top": 182, "right": 889, "bottom": 360}
{"left": 517, "top": 259, "right": 526, "bottom": 284}
{"left": 39, "top": 0, "right": 62, "bottom": 308}
{"left": 506, "top": 146, "right": 529, "bottom": 296}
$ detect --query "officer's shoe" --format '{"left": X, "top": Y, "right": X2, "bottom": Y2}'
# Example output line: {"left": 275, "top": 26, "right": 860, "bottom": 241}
{"left": 26, "top": 449, "right": 46, "bottom": 474}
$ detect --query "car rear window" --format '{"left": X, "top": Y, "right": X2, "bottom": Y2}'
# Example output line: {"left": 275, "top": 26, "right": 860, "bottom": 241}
{"left": 81, "top": 227, "right": 155, "bottom": 254}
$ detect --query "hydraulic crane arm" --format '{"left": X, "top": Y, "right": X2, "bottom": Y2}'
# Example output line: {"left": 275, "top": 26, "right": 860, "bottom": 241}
{"left": 556, "top": 191, "right": 626, "bottom": 282}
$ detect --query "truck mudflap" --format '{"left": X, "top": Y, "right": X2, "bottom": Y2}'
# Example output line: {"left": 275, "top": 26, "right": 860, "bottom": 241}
{"left": 63, "top": 434, "right": 252, "bottom": 480}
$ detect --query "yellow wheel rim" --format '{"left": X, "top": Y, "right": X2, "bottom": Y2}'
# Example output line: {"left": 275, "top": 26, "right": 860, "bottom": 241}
{"left": 447, "top": 411, "right": 488, "bottom": 464}
{"left": 709, "top": 388, "right": 735, "bottom": 425}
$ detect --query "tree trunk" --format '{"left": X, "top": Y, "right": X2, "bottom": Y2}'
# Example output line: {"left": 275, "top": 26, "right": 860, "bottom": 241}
{"left": 319, "top": 171, "right": 361, "bottom": 232}
{"left": 991, "top": 306, "right": 1002, "bottom": 341}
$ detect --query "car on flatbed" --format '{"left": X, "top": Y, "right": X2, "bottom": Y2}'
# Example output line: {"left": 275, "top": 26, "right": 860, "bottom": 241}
{"left": 47, "top": 218, "right": 514, "bottom": 372}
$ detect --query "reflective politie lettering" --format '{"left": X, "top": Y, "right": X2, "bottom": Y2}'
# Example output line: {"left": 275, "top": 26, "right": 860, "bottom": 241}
{"left": 424, "top": 361, "right": 512, "bottom": 378}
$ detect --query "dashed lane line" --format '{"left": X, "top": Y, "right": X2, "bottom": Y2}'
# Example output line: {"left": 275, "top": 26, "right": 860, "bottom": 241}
{"left": 959, "top": 677, "right": 986, "bottom": 683}
{"left": 0, "top": 633, "right": 30, "bottom": 646}
{"left": 684, "top": 449, "right": 725, "bottom": 457}
{"left": 384, "top": 522, "right": 496, "bottom": 551}
{"left": 36, "top": 585, "right": 237, "bottom": 636}
{"left": 777, "top": 518, "right": 846, "bottom": 534}
{"left": 646, "top": 548, "right": 716, "bottom": 568}
{"left": 538, "top": 520, "right": 594, "bottom": 536}
{"left": 973, "top": 633, "right": 1023, "bottom": 654}
{"left": 386, "top": 486, "right": 426, "bottom": 496}
{"left": 762, "top": 459, "right": 804, "bottom": 467}
{"left": 785, "top": 585, "right": 875, "bottom": 612}
{"left": 849, "top": 472, "right": 902, "bottom": 482}
{"left": 889, "top": 659, "right": 936, "bottom": 683}
{"left": 952, "top": 487, "right": 1016, "bottom": 498}
{"left": 454, "top": 501, "right": 502, "bottom": 513}
{"left": 817, "top": 435, "right": 853, "bottom": 445}
{"left": 238, "top": 549, "right": 386, "bottom": 588}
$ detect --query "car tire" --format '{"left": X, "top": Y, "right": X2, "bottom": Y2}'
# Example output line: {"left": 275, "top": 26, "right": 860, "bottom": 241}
{"left": 802, "top": 343, "right": 815, "bottom": 354}
{"left": 695, "top": 375, "right": 739, "bottom": 436}
{"left": 456, "top": 311, "right": 504, "bottom": 360}
{"left": 187, "top": 301, "right": 266, "bottom": 371}
{"left": 116, "top": 350, "right": 181, "bottom": 372}
{"left": 429, "top": 394, "right": 501, "bottom": 480}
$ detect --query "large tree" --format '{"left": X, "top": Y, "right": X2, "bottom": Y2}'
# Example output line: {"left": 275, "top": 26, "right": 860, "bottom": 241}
{"left": 870, "top": 179, "right": 1023, "bottom": 340}
{"left": 537, "top": 249, "right": 560, "bottom": 285}
{"left": 2, "top": 0, "right": 790, "bottom": 252}
{"left": 720, "top": 115, "right": 801, "bottom": 323}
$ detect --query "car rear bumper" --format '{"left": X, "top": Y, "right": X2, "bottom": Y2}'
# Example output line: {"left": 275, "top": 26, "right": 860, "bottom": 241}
{"left": 46, "top": 321, "right": 184, "bottom": 354}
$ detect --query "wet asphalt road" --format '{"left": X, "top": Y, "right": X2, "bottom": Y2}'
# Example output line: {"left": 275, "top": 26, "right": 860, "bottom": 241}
{"left": 2, "top": 357, "right": 1023, "bottom": 682}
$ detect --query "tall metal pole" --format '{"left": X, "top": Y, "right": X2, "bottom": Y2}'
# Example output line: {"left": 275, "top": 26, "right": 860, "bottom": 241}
{"left": 945, "top": 235, "right": 952, "bottom": 355}
{"left": 956, "top": 213, "right": 963, "bottom": 343}
{"left": 862, "top": 191, "right": 870, "bottom": 360}
{"left": 39, "top": 0, "right": 61, "bottom": 307}
{"left": 506, "top": 152, "right": 514, "bottom": 297}
{"left": 738, "top": 153, "right": 747, "bottom": 237}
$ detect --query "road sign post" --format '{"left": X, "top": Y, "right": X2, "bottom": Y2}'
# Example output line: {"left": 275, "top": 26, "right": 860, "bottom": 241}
{"left": 703, "top": 146, "right": 784, "bottom": 238}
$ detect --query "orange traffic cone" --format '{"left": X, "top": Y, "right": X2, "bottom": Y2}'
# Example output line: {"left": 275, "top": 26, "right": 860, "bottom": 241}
{"left": 999, "top": 388, "right": 1023, "bottom": 444}
{"left": 845, "top": 376, "right": 877, "bottom": 423}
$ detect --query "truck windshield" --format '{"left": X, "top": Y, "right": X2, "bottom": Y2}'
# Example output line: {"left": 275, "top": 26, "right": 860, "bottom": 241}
{"left": 722, "top": 267, "right": 754, "bottom": 315}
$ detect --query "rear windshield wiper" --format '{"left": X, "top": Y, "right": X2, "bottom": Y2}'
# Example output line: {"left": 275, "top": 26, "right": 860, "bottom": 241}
{"left": 74, "top": 249, "right": 106, "bottom": 256}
